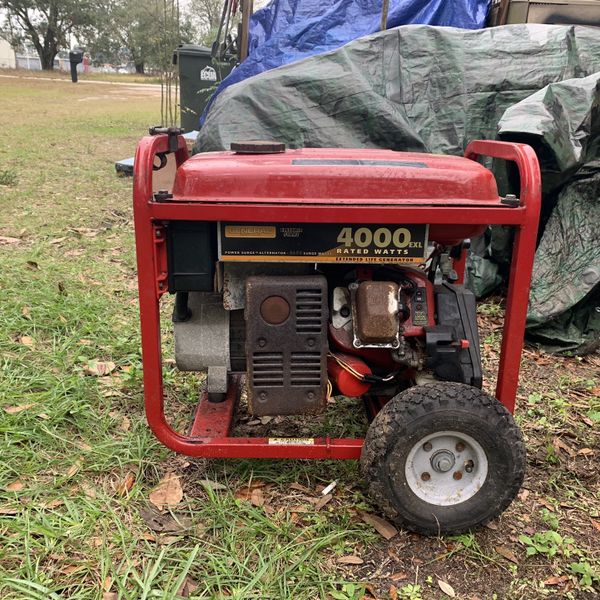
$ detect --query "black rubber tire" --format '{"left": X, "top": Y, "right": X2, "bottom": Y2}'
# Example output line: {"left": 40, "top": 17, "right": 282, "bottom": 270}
{"left": 360, "top": 382, "right": 525, "bottom": 536}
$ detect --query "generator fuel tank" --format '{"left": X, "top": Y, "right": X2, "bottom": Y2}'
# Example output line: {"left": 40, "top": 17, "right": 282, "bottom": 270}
{"left": 171, "top": 147, "right": 503, "bottom": 246}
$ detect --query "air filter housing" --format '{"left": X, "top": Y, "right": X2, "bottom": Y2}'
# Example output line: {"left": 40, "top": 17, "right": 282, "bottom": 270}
{"left": 245, "top": 275, "right": 328, "bottom": 415}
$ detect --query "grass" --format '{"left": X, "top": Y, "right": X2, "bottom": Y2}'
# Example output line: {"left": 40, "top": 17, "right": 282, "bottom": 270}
{"left": 0, "top": 67, "right": 162, "bottom": 85}
{"left": 0, "top": 76, "right": 599, "bottom": 599}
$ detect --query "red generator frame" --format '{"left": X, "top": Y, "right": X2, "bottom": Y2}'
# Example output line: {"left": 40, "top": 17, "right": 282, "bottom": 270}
{"left": 133, "top": 134, "right": 541, "bottom": 460}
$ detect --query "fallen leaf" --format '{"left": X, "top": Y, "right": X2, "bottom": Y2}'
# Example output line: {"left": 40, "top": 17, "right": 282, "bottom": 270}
{"left": 288, "top": 504, "right": 311, "bottom": 514}
{"left": 149, "top": 473, "right": 183, "bottom": 510}
{"left": 390, "top": 572, "right": 409, "bottom": 582}
{"left": 84, "top": 360, "right": 116, "bottom": 377}
{"left": 315, "top": 493, "right": 333, "bottom": 511}
{"left": 592, "top": 519, "right": 600, "bottom": 533}
{"left": 41, "top": 499, "right": 64, "bottom": 510}
{"left": 103, "top": 576, "right": 112, "bottom": 592}
{"left": 26, "top": 260, "right": 39, "bottom": 270}
{"left": 259, "top": 416, "right": 273, "bottom": 425}
{"left": 37, "top": 413, "right": 50, "bottom": 420}
{"left": 0, "top": 506, "right": 20, "bottom": 515}
{"left": 235, "top": 487, "right": 253, "bottom": 502}
{"left": 140, "top": 506, "right": 192, "bottom": 533}
{"left": 60, "top": 564, "right": 81, "bottom": 575}
{"left": 337, "top": 555, "right": 364, "bottom": 565}
{"left": 496, "top": 545, "right": 519, "bottom": 564}
{"left": 158, "top": 535, "right": 181, "bottom": 545}
{"left": 81, "top": 483, "right": 96, "bottom": 499}
{"left": 389, "top": 585, "right": 398, "bottom": 600}
{"left": 119, "top": 415, "right": 131, "bottom": 432}
{"left": 0, "top": 236, "right": 20, "bottom": 244}
{"left": 3, "top": 403, "right": 36, "bottom": 414}
{"left": 66, "top": 459, "right": 82, "bottom": 478}
{"left": 360, "top": 512, "right": 398, "bottom": 540}
{"left": 21, "top": 306, "right": 31, "bottom": 319}
{"left": 76, "top": 440, "right": 92, "bottom": 451}
{"left": 89, "top": 537, "right": 103, "bottom": 548}
{"left": 102, "top": 593, "right": 118, "bottom": 600}
{"left": 543, "top": 575, "right": 569, "bottom": 586}
{"left": 117, "top": 472, "right": 136, "bottom": 495}
{"left": 6, "top": 480, "right": 24, "bottom": 492}
{"left": 71, "top": 227, "right": 99, "bottom": 237}
{"left": 538, "top": 498, "right": 554, "bottom": 511}
{"left": 438, "top": 580, "right": 456, "bottom": 597}
{"left": 177, "top": 576, "right": 199, "bottom": 597}
{"left": 518, "top": 489, "right": 530, "bottom": 502}
{"left": 19, "top": 335, "right": 34, "bottom": 347}
{"left": 290, "top": 483, "right": 312, "bottom": 494}
{"left": 251, "top": 488, "right": 265, "bottom": 507}
{"left": 553, "top": 437, "right": 576, "bottom": 458}
{"left": 50, "top": 237, "right": 66, "bottom": 244}
{"left": 577, "top": 448, "right": 594, "bottom": 456}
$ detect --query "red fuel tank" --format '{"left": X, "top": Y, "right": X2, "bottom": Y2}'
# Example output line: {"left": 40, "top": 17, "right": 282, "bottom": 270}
{"left": 171, "top": 147, "right": 502, "bottom": 245}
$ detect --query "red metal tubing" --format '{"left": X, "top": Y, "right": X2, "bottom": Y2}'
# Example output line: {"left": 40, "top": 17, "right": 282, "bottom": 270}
{"left": 465, "top": 141, "right": 541, "bottom": 412}
{"left": 133, "top": 135, "right": 541, "bottom": 461}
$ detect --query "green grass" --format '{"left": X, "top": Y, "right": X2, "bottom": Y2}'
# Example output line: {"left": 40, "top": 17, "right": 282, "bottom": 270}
{"left": 0, "top": 76, "right": 377, "bottom": 600}
{"left": 1, "top": 67, "right": 162, "bottom": 85}
{"left": 0, "top": 77, "right": 599, "bottom": 599}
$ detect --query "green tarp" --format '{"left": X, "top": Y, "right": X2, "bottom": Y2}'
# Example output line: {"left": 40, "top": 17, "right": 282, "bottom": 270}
{"left": 196, "top": 24, "right": 600, "bottom": 352}
{"left": 499, "top": 74, "right": 600, "bottom": 352}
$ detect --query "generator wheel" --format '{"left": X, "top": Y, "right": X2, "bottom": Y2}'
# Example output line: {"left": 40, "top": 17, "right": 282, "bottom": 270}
{"left": 360, "top": 382, "right": 525, "bottom": 535}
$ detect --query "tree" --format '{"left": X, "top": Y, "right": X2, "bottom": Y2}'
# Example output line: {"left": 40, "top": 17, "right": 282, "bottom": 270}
{"left": 189, "top": 0, "right": 223, "bottom": 45}
{"left": 0, "top": 0, "right": 96, "bottom": 69}
{"left": 83, "top": 0, "right": 195, "bottom": 74}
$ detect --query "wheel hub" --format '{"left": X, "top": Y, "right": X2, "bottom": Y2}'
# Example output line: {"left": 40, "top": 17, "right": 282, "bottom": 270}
{"left": 430, "top": 449, "right": 455, "bottom": 473}
{"left": 405, "top": 431, "right": 489, "bottom": 507}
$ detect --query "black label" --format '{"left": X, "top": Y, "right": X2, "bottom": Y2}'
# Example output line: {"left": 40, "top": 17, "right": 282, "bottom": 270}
{"left": 219, "top": 223, "right": 429, "bottom": 264}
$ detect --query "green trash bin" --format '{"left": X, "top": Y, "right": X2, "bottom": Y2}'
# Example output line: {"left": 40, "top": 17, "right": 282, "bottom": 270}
{"left": 175, "top": 44, "right": 236, "bottom": 132}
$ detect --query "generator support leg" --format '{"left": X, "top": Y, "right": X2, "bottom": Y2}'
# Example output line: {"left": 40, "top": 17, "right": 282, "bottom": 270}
{"left": 495, "top": 225, "right": 537, "bottom": 413}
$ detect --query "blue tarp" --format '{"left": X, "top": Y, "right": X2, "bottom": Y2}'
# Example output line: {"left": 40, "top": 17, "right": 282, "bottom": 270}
{"left": 201, "top": 0, "right": 490, "bottom": 124}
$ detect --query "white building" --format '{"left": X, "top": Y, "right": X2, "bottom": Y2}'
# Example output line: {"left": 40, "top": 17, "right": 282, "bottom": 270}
{"left": 0, "top": 38, "right": 16, "bottom": 69}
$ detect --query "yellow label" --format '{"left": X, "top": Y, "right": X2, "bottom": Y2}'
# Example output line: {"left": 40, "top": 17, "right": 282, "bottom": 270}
{"left": 225, "top": 225, "right": 276, "bottom": 239}
{"left": 268, "top": 437, "right": 315, "bottom": 445}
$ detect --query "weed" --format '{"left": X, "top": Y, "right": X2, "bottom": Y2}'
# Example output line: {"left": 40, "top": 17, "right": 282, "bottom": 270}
{"left": 519, "top": 530, "right": 574, "bottom": 558}
{"left": 539, "top": 508, "right": 559, "bottom": 531}
{"left": 399, "top": 583, "right": 423, "bottom": 600}
{"left": 0, "top": 168, "right": 17, "bottom": 186}
{"left": 330, "top": 582, "right": 367, "bottom": 600}
{"left": 569, "top": 561, "right": 599, "bottom": 588}
{"left": 447, "top": 532, "right": 496, "bottom": 564}
{"left": 545, "top": 443, "right": 560, "bottom": 465}
{"left": 478, "top": 301, "right": 504, "bottom": 317}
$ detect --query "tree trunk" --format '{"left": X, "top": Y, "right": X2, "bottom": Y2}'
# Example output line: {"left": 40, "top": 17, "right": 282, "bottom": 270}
{"left": 135, "top": 62, "right": 145, "bottom": 74}
{"left": 39, "top": 48, "right": 57, "bottom": 70}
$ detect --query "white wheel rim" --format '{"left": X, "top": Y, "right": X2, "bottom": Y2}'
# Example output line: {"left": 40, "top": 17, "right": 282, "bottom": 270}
{"left": 404, "top": 431, "right": 488, "bottom": 506}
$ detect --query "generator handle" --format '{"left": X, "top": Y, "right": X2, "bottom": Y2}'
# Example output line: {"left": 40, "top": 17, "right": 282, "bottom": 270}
{"left": 464, "top": 140, "right": 541, "bottom": 213}
{"left": 133, "top": 133, "right": 189, "bottom": 205}
{"left": 465, "top": 139, "right": 542, "bottom": 414}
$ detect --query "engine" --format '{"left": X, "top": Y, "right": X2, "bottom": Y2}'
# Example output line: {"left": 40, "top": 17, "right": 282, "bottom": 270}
{"left": 173, "top": 262, "right": 482, "bottom": 416}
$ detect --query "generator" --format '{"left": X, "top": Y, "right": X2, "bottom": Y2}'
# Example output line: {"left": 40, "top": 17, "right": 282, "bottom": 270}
{"left": 133, "top": 131, "right": 541, "bottom": 535}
